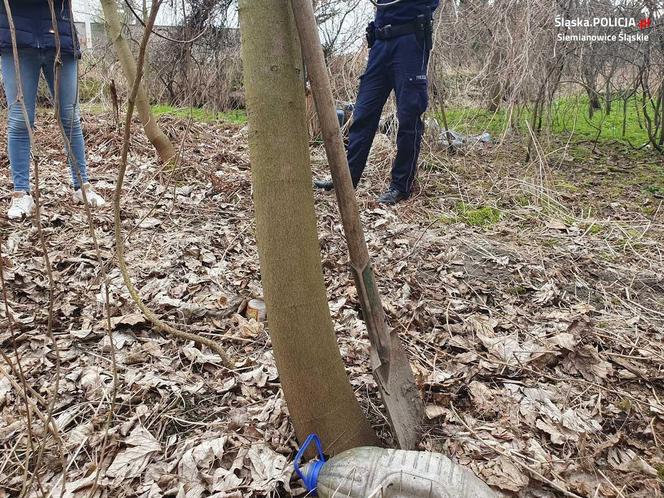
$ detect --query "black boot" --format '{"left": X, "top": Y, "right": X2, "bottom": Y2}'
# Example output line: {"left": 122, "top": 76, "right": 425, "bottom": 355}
{"left": 313, "top": 179, "right": 334, "bottom": 191}
{"left": 377, "top": 186, "right": 409, "bottom": 205}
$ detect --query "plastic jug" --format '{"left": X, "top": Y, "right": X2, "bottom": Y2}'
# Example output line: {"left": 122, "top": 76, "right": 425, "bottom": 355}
{"left": 294, "top": 434, "right": 498, "bottom": 498}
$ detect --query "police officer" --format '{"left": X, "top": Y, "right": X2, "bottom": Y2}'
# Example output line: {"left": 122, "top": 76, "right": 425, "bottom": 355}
{"left": 315, "top": 0, "right": 439, "bottom": 204}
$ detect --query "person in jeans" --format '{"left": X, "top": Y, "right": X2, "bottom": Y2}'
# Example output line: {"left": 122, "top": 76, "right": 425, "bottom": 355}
{"left": 1, "top": 0, "right": 104, "bottom": 220}
{"left": 315, "top": 0, "right": 439, "bottom": 205}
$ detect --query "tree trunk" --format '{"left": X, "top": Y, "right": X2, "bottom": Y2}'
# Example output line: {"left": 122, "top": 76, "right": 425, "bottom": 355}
{"left": 237, "top": 0, "right": 378, "bottom": 454}
{"left": 101, "top": 0, "right": 175, "bottom": 163}
{"left": 486, "top": 51, "right": 502, "bottom": 112}
{"left": 585, "top": 86, "right": 601, "bottom": 119}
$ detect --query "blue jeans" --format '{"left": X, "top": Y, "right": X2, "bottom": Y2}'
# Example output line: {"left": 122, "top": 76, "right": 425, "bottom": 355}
{"left": 2, "top": 48, "right": 88, "bottom": 192}
{"left": 347, "top": 34, "right": 430, "bottom": 194}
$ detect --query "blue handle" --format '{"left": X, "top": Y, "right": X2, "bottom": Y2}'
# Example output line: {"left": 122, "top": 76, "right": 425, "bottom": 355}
{"left": 294, "top": 434, "right": 326, "bottom": 494}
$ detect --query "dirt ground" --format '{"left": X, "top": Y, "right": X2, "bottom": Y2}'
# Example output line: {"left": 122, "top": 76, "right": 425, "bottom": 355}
{"left": 0, "top": 111, "right": 662, "bottom": 497}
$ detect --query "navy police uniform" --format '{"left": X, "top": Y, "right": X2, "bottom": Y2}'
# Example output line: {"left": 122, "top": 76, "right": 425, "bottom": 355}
{"left": 348, "top": 0, "right": 439, "bottom": 198}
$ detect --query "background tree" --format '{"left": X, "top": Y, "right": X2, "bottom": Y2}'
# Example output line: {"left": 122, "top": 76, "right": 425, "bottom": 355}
{"left": 101, "top": 0, "right": 176, "bottom": 162}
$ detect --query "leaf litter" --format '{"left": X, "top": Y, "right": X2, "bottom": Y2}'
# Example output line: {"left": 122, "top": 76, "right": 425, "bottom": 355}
{"left": 0, "top": 111, "right": 662, "bottom": 497}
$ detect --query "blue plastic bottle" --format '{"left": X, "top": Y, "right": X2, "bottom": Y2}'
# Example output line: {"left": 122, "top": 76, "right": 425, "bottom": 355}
{"left": 294, "top": 434, "right": 499, "bottom": 498}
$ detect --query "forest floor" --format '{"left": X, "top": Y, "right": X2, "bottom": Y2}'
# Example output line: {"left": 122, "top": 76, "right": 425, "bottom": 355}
{"left": 0, "top": 111, "right": 663, "bottom": 498}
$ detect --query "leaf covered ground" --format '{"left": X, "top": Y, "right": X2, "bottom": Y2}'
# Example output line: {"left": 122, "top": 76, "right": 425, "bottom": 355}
{"left": 0, "top": 111, "right": 662, "bottom": 497}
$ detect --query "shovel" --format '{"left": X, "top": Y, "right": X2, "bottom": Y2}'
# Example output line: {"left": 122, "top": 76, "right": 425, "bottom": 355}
{"left": 291, "top": 0, "right": 424, "bottom": 449}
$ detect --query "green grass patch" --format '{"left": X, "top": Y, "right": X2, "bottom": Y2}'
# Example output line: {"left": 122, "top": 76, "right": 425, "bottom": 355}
{"left": 455, "top": 202, "right": 502, "bottom": 226}
{"left": 550, "top": 95, "right": 650, "bottom": 145}
{"left": 554, "top": 179, "right": 580, "bottom": 193}
{"left": 437, "top": 94, "right": 655, "bottom": 147}
{"left": 151, "top": 104, "right": 247, "bottom": 125}
{"left": 438, "top": 106, "right": 513, "bottom": 138}
{"left": 621, "top": 161, "right": 664, "bottom": 198}
{"left": 437, "top": 203, "right": 502, "bottom": 227}
{"left": 645, "top": 185, "right": 664, "bottom": 197}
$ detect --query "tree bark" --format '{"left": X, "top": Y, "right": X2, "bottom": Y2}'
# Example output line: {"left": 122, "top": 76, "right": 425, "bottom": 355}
{"left": 101, "top": 0, "right": 175, "bottom": 163}
{"left": 238, "top": 0, "right": 378, "bottom": 454}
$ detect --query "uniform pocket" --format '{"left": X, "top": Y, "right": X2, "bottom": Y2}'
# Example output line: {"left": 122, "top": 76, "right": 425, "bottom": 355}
{"left": 402, "top": 74, "right": 429, "bottom": 116}
{"left": 412, "top": 31, "right": 426, "bottom": 52}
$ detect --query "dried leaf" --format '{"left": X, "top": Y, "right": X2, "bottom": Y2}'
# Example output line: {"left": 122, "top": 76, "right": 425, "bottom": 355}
{"left": 107, "top": 426, "right": 161, "bottom": 482}
{"left": 246, "top": 444, "right": 289, "bottom": 491}
{"left": 425, "top": 405, "right": 447, "bottom": 419}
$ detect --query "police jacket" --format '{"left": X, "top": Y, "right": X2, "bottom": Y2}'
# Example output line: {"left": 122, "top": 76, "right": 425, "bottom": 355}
{"left": 374, "top": 0, "right": 440, "bottom": 28}
{"left": 0, "top": 0, "right": 79, "bottom": 56}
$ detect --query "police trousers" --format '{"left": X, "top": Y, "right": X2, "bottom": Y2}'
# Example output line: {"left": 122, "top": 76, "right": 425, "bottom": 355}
{"left": 347, "top": 33, "right": 430, "bottom": 194}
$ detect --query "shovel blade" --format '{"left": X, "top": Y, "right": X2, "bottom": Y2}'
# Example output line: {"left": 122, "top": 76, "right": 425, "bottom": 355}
{"left": 372, "top": 332, "right": 424, "bottom": 449}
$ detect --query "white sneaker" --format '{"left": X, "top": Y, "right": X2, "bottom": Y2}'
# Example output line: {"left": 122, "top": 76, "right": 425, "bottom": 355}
{"left": 73, "top": 183, "right": 106, "bottom": 208}
{"left": 7, "top": 191, "right": 35, "bottom": 220}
